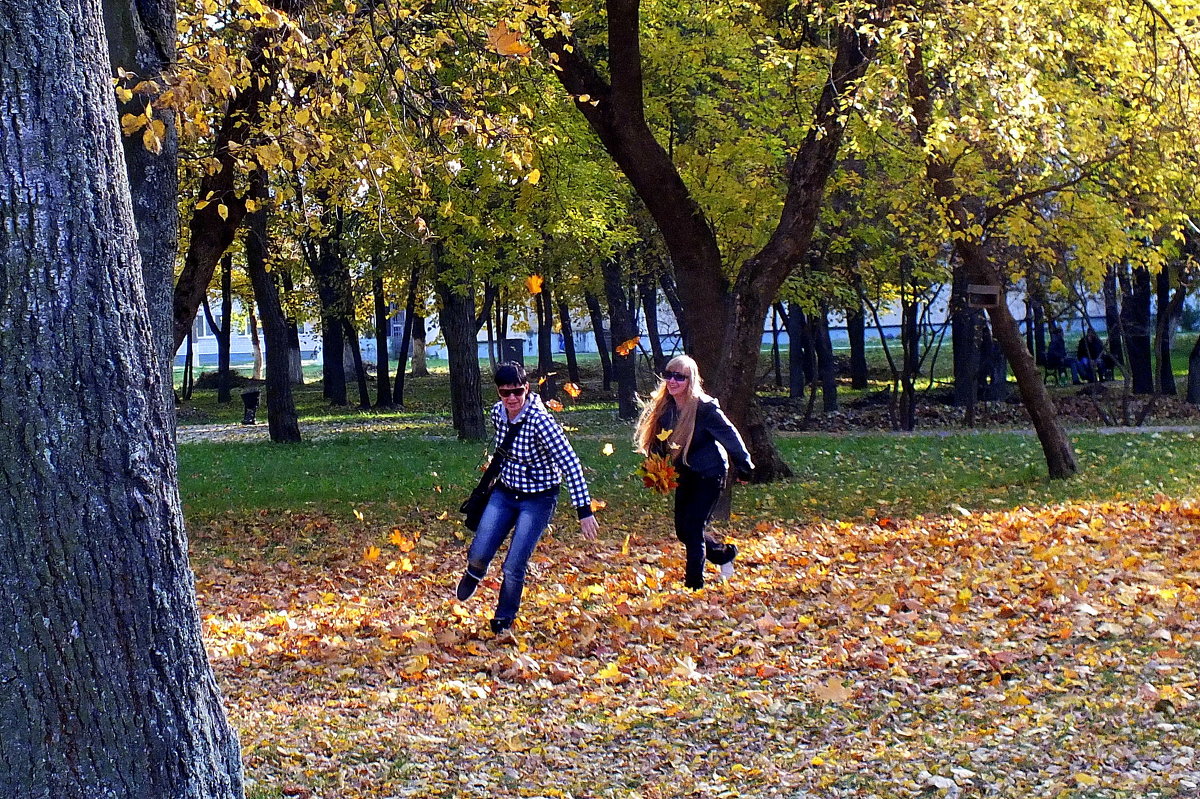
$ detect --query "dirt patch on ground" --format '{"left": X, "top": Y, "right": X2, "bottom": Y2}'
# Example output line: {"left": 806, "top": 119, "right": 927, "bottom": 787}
{"left": 762, "top": 383, "right": 1200, "bottom": 433}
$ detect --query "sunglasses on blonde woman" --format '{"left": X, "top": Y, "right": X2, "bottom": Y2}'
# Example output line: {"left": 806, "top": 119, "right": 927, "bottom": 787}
{"left": 663, "top": 371, "right": 689, "bottom": 382}
{"left": 497, "top": 386, "right": 526, "bottom": 398}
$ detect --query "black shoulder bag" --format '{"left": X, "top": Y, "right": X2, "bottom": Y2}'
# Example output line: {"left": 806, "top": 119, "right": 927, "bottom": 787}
{"left": 459, "top": 420, "right": 524, "bottom": 532}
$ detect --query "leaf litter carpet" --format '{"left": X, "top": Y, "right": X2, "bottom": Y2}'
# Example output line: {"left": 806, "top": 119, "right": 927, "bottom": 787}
{"left": 196, "top": 500, "right": 1200, "bottom": 798}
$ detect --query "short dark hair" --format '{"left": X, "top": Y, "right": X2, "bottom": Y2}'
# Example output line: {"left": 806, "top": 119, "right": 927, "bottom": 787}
{"left": 493, "top": 361, "right": 527, "bottom": 386}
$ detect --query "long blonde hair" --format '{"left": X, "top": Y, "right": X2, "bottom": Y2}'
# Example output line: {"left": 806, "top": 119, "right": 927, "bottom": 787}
{"left": 634, "top": 355, "right": 709, "bottom": 465}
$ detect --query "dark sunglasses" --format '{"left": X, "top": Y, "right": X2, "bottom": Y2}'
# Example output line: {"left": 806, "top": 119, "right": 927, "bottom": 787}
{"left": 663, "top": 371, "right": 689, "bottom": 382}
{"left": 497, "top": 386, "right": 527, "bottom": 398}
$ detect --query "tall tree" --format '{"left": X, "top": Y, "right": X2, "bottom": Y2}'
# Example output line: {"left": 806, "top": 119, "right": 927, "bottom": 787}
{"left": 0, "top": 1, "right": 243, "bottom": 795}
{"left": 536, "top": 0, "right": 886, "bottom": 479}
{"left": 104, "top": 0, "right": 178, "bottom": 398}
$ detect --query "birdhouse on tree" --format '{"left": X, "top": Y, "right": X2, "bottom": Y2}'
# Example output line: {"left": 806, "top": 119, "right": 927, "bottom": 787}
{"left": 967, "top": 284, "right": 1001, "bottom": 309}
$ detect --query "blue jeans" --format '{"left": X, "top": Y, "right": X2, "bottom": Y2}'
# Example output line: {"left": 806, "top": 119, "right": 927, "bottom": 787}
{"left": 466, "top": 486, "right": 558, "bottom": 622}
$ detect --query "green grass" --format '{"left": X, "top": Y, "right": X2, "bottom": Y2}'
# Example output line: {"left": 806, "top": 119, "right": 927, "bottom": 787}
{"left": 178, "top": 420, "right": 1200, "bottom": 526}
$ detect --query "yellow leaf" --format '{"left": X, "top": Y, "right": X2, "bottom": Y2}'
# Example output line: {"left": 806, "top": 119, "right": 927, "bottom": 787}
{"left": 403, "top": 654, "right": 430, "bottom": 675}
{"left": 621, "top": 532, "right": 630, "bottom": 555}
{"left": 656, "top": 428, "right": 673, "bottom": 441}
{"left": 216, "top": 204, "right": 229, "bottom": 221}
{"left": 120, "top": 112, "right": 146, "bottom": 135}
{"left": 526, "top": 168, "right": 541, "bottom": 185}
{"left": 362, "top": 545, "right": 381, "bottom": 562}
{"left": 486, "top": 21, "right": 532, "bottom": 57}
{"left": 601, "top": 442, "right": 614, "bottom": 456}
{"left": 294, "top": 108, "right": 311, "bottom": 126}
{"left": 1073, "top": 774, "right": 1099, "bottom": 787}
{"left": 525, "top": 274, "right": 544, "bottom": 294}
{"left": 615, "top": 336, "right": 640, "bottom": 356}
{"left": 142, "top": 126, "right": 162, "bottom": 155}
{"left": 563, "top": 382, "right": 581, "bottom": 398}
{"left": 545, "top": 399, "right": 564, "bottom": 412}
{"left": 590, "top": 498, "right": 606, "bottom": 512}
{"left": 353, "top": 508, "right": 364, "bottom": 521}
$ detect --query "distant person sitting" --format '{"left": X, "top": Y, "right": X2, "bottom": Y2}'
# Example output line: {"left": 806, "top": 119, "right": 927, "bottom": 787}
{"left": 1076, "top": 329, "right": 1115, "bottom": 382}
{"left": 1045, "top": 325, "right": 1081, "bottom": 384}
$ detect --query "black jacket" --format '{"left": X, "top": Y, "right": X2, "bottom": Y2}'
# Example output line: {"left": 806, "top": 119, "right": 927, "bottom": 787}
{"left": 656, "top": 398, "right": 755, "bottom": 480}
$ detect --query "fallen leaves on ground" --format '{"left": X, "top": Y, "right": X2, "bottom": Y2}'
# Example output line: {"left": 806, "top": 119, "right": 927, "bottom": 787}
{"left": 195, "top": 498, "right": 1200, "bottom": 798}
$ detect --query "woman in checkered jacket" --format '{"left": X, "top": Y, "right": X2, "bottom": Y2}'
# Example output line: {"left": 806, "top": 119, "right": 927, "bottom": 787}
{"left": 455, "top": 362, "right": 599, "bottom": 634}
{"left": 635, "top": 355, "right": 754, "bottom": 589}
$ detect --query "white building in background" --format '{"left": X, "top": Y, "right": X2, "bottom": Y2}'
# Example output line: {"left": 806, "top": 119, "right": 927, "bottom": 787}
{"left": 177, "top": 286, "right": 1117, "bottom": 371}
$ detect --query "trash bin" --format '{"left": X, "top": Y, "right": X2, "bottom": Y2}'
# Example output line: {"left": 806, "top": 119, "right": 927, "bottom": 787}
{"left": 501, "top": 337, "right": 525, "bottom": 366}
{"left": 240, "top": 389, "right": 261, "bottom": 425}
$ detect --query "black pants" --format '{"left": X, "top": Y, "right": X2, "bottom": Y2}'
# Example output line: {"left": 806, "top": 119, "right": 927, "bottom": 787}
{"left": 674, "top": 470, "right": 735, "bottom": 589}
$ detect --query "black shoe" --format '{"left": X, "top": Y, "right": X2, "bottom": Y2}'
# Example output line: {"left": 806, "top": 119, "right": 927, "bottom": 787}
{"left": 456, "top": 570, "right": 483, "bottom": 601}
{"left": 489, "top": 617, "right": 514, "bottom": 634}
{"left": 719, "top": 544, "right": 738, "bottom": 579}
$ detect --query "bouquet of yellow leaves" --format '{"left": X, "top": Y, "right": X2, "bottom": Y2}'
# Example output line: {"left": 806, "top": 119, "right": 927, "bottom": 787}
{"left": 636, "top": 453, "right": 678, "bottom": 495}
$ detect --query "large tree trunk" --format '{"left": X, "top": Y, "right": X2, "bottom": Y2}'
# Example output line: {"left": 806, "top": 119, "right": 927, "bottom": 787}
{"left": 601, "top": 256, "right": 639, "bottom": 420}
{"left": 103, "top": 0, "right": 177, "bottom": 406}
{"left": 245, "top": 175, "right": 301, "bottom": 443}
{"left": 539, "top": 2, "right": 878, "bottom": 480}
{"left": 584, "top": 290, "right": 613, "bottom": 390}
{"left": 0, "top": 5, "right": 243, "bottom": 795}
{"left": 433, "top": 244, "right": 485, "bottom": 440}
{"left": 1121, "top": 265, "right": 1153, "bottom": 394}
{"left": 908, "top": 45, "right": 1076, "bottom": 477}
{"left": 171, "top": 27, "right": 283, "bottom": 353}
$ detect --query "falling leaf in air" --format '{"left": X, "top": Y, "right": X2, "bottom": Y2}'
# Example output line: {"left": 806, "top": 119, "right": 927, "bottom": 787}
{"left": 590, "top": 498, "right": 607, "bottom": 512}
{"left": 525, "top": 274, "right": 544, "bottom": 295}
{"left": 545, "top": 399, "right": 564, "bottom": 411}
{"left": 563, "top": 382, "right": 582, "bottom": 398}
{"left": 615, "top": 336, "right": 640, "bottom": 356}
{"left": 601, "top": 442, "right": 614, "bottom": 456}
{"left": 656, "top": 428, "right": 673, "bottom": 442}
{"left": 486, "top": 21, "right": 532, "bottom": 57}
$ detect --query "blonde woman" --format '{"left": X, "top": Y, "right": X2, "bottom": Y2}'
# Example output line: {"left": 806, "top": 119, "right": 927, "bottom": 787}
{"left": 634, "top": 355, "right": 754, "bottom": 589}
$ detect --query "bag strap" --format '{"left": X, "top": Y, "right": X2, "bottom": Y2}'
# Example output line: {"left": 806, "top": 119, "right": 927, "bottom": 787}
{"left": 478, "top": 419, "right": 524, "bottom": 487}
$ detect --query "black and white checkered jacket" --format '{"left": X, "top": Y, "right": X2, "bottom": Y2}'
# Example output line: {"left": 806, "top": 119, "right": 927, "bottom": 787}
{"left": 491, "top": 394, "right": 593, "bottom": 519}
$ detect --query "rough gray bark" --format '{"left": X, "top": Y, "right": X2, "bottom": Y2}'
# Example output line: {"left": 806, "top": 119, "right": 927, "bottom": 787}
{"left": 103, "top": 0, "right": 178, "bottom": 403}
{"left": 0, "top": 3, "right": 243, "bottom": 796}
